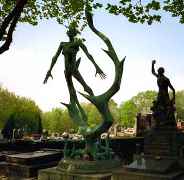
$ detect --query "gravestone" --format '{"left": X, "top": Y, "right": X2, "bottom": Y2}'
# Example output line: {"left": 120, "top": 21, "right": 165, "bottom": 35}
{"left": 6, "top": 149, "right": 62, "bottom": 178}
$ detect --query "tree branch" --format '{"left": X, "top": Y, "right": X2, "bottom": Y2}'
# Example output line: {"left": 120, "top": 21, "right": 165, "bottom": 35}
{"left": 0, "top": 0, "right": 27, "bottom": 54}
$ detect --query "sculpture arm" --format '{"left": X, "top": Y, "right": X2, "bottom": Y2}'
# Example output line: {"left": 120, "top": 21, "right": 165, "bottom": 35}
{"left": 152, "top": 60, "right": 158, "bottom": 77}
{"left": 43, "top": 42, "right": 63, "bottom": 84}
{"left": 168, "top": 81, "right": 175, "bottom": 103}
{"left": 80, "top": 43, "right": 106, "bottom": 79}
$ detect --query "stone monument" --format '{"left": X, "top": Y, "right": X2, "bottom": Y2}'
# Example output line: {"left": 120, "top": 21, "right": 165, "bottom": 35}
{"left": 39, "top": 2, "right": 125, "bottom": 180}
{"left": 113, "top": 60, "right": 184, "bottom": 180}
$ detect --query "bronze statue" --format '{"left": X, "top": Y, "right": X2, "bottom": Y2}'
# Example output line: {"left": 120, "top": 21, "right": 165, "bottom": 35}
{"left": 152, "top": 60, "right": 175, "bottom": 106}
{"left": 43, "top": 4, "right": 125, "bottom": 162}
{"left": 43, "top": 24, "right": 106, "bottom": 97}
{"left": 151, "top": 60, "right": 176, "bottom": 126}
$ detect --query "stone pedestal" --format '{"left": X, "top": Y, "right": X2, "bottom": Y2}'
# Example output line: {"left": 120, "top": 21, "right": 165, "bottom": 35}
{"left": 112, "top": 126, "right": 184, "bottom": 180}
{"left": 112, "top": 156, "right": 184, "bottom": 180}
{"left": 38, "top": 158, "right": 121, "bottom": 180}
{"left": 6, "top": 149, "right": 62, "bottom": 178}
{"left": 38, "top": 167, "right": 112, "bottom": 180}
{"left": 112, "top": 168, "right": 183, "bottom": 180}
{"left": 144, "top": 126, "right": 184, "bottom": 157}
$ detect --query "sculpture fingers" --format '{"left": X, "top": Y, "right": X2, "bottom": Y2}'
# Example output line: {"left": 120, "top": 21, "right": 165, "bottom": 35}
{"left": 50, "top": 73, "right": 53, "bottom": 79}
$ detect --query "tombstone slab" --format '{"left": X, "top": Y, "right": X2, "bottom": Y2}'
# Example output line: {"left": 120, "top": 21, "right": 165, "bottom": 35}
{"left": 6, "top": 149, "right": 62, "bottom": 178}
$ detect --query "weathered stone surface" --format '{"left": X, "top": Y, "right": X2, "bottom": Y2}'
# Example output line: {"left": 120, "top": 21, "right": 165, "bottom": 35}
{"left": 144, "top": 126, "right": 184, "bottom": 157}
{"left": 38, "top": 167, "right": 112, "bottom": 180}
{"left": 57, "top": 158, "right": 121, "bottom": 174}
{"left": 112, "top": 168, "right": 183, "bottom": 180}
{"left": 6, "top": 149, "right": 62, "bottom": 165}
{"left": 6, "top": 149, "right": 62, "bottom": 178}
{"left": 125, "top": 157, "right": 179, "bottom": 174}
{"left": 112, "top": 126, "right": 184, "bottom": 180}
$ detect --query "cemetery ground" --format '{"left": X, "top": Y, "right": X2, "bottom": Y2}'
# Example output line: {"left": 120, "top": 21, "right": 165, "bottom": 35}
{"left": 0, "top": 135, "right": 143, "bottom": 180}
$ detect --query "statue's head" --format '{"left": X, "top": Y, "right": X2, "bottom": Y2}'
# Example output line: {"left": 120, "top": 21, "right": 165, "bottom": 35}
{"left": 67, "top": 24, "right": 80, "bottom": 39}
{"left": 158, "top": 67, "right": 165, "bottom": 75}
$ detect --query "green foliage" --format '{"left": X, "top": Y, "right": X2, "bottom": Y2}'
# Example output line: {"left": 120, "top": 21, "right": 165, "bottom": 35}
{"left": 108, "top": 99, "right": 120, "bottom": 123}
{"left": 0, "top": 86, "right": 42, "bottom": 132}
{"left": 132, "top": 90, "right": 157, "bottom": 114}
{"left": 175, "top": 90, "right": 184, "bottom": 120}
{"left": 42, "top": 99, "right": 120, "bottom": 132}
{"left": 106, "top": 1, "right": 161, "bottom": 25}
{"left": 42, "top": 108, "right": 77, "bottom": 133}
{"left": 119, "top": 90, "right": 184, "bottom": 128}
{"left": 81, "top": 103, "right": 101, "bottom": 128}
{"left": 119, "top": 100, "right": 138, "bottom": 127}
{"left": 119, "top": 90, "right": 157, "bottom": 127}
{"left": 163, "top": 0, "right": 184, "bottom": 23}
{"left": 0, "top": 0, "right": 41, "bottom": 25}
{"left": 0, "top": 0, "right": 184, "bottom": 31}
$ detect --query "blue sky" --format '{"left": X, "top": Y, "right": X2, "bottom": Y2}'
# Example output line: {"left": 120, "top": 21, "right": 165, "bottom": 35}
{"left": 0, "top": 9, "right": 183, "bottom": 111}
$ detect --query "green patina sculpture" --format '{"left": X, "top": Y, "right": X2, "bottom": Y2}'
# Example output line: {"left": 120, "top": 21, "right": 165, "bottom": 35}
{"left": 44, "top": 5, "right": 125, "bottom": 160}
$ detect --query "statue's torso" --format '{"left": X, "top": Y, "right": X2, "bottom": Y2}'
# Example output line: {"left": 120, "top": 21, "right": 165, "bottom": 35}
{"left": 157, "top": 75, "right": 169, "bottom": 93}
{"left": 62, "top": 41, "right": 80, "bottom": 72}
{"left": 157, "top": 75, "right": 170, "bottom": 105}
{"left": 62, "top": 42, "right": 79, "bottom": 58}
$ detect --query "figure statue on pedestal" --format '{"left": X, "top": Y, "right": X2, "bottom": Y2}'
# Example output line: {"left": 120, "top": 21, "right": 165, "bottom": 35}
{"left": 43, "top": 2, "right": 125, "bottom": 166}
{"left": 151, "top": 60, "right": 176, "bottom": 127}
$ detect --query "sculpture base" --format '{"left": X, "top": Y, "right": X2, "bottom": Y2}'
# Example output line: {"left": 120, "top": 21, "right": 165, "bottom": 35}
{"left": 113, "top": 168, "right": 183, "bottom": 180}
{"left": 38, "top": 167, "right": 112, "bottom": 180}
{"left": 113, "top": 156, "right": 184, "bottom": 180}
{"left": 112, "top": 125, "right": 184, "bottom": 180}
{"left": 144, "top": 126, "right": 184, "bottom": 157}
{"left": 38, "top": 158, "right": 122, "bottom": 180}
{"left": 57, "top": 158, "right": 121, "bottom": 174}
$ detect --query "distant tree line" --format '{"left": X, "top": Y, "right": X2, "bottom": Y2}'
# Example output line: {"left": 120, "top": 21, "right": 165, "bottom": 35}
{"left": 119, "top": 90, "right": 184, "bottom": 127}
{"left": 1, "top": 86, "right": 184, "bottom": 135}
{"left": 0, "top": 86, "right": 42, "bottom": 138}
{"left": 42, "top": 90, "right": 184, "bottom": 131}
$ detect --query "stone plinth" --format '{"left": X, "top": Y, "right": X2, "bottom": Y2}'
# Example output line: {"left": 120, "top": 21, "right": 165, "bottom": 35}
{"left": 57, "top": 159, "right": 121, "bottom": 174}
{"left": 38, "top": 158, "right": 122, "bottom": 180}
{"left": 112, "top": 168, "right": 183, "bottom": 180}
{"left": 144, "top": 126, "right": 183, "bottom": 157}
{"left": 112, "top": 126, "right": 184, "bottom": 180}
{"left": 112, "top": 156, "right": 184, "bottom": 180}
{"left": 38, "top": 167, "right": 112, "bottom": 180}
{"left": 6, "top": 149, "right": 62, "bottom": 178}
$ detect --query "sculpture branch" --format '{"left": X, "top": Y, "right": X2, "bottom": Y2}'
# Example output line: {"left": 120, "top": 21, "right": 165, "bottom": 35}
{"left": 61, "top": 2, "right": 126, "bottom": 144}
{"left": 77, "top": 8, "right": 126, "bottom": 139}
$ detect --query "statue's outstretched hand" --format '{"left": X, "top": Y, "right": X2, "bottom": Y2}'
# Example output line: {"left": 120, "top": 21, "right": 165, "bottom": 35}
{"left": 95, "top": 67, "right": 106, "bottom": 79}
{"left": 43, "top": 70, "right": 53, "bottom": 84}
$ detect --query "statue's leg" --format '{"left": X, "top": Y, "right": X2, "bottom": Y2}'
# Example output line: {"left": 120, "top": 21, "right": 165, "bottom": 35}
{"left": 64, "top": 70, "right": 78, "bottom": 103}
{"left": 73, "top": 70, "right": 94, "bottom": 96}
{"left": 64, "top": 70, "right": 88, "bottom": 123}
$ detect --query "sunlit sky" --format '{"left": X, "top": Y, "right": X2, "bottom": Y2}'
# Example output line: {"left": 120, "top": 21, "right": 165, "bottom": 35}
{"left": 0, "top": 9, "right": 184, "bottom": 112}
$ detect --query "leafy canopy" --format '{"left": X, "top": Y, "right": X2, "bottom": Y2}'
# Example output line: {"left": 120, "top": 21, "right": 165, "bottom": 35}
{"left": 1, "top": 0, "right": 184, "bottom": 29}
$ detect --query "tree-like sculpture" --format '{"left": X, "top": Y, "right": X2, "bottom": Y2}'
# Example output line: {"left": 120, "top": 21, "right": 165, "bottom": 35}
{"left": 44, "top": 3, "right": 125, "bottom": 163}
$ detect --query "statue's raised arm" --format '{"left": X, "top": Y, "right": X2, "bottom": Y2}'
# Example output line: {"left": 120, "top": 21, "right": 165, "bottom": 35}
{"left": 152, "top": 60, "right": 158, "bottom": 77}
